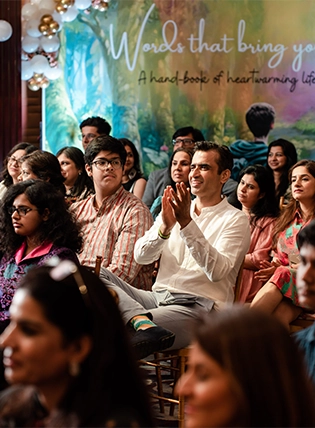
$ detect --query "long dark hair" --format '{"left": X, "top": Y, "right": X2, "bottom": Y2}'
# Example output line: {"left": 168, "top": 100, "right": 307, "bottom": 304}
{"left": 2, "top": 143, "right": 38, "bottom": 187}
{"left": 56, "top": 147, "right": 94, "bottom": 198}
{"left": 192, "top": 306, "right": 315, "bottom": 427}
{"left": 238, "top": 165, "right": 279, "bottom": 225}
{"left": 273, "top": 159, "right": 315, "bottom": 246}
{"left": 17, "top": 265, "right": 153, "bottom": 427}
{"left": 119, "top": 138, "right": 144, "bottom": 180}
{"left": 20, "top": 151, "right": 65, "bottom": 194}
{"left": 267, "top": 139, "right": 298, "bottom": 198}
{"left": 0, "top": 180, "right": 82, "bottom": 256}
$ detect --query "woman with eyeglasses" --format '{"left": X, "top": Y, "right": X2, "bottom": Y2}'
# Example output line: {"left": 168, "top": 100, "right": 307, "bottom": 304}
{"left": 120, "top": 138, "right": 147, "bottom": 199}
{"left": 0, "top": 143, "right": 37, "bottom": 200}
{"left": 0, "top": 180, "right": 82, "bottom": 333}
{"left": 0, "top": 263, "right": 153, "bottom": 427}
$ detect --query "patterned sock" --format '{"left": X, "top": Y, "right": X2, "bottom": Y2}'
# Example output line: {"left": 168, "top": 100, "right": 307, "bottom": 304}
{"left": 130, "top": 315, "right": 157, "bottom": 331}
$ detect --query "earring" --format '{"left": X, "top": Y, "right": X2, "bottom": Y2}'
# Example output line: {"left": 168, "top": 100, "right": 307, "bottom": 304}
{"left": 69, "top": 361, "right": 80, "bottom": 377}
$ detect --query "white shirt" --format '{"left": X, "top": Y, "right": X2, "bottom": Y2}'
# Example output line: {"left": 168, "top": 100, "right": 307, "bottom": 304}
{"left": 134, "top": 197, "right": 250, "bottom": 309}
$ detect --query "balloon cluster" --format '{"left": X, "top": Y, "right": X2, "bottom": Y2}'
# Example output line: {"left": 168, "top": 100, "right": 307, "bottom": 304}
{"left": 21, "top": 0, "right": 110, "bottom": 91}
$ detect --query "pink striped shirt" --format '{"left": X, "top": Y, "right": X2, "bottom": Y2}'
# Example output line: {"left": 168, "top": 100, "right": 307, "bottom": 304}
{"left": 70, "top": 186, "right": 154, "bottom": 289}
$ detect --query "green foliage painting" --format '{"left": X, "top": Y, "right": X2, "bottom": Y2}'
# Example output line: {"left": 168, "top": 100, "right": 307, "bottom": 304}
{"left": 45, "top": 0, "right": 315, "bottom": 175}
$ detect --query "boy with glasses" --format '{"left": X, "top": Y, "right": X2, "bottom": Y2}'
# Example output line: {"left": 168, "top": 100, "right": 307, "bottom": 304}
{"left": 70, "top": 135, "right": 153, "bottom": 290}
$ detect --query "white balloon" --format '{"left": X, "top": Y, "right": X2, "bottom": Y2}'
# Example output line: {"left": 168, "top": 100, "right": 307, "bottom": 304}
{"left": 30, "top": 54, "right": 50, "bottom": 74}
{"left": 52, "top": 11, "right": 63, "bottom": 30}
{"left": 21, "top": 61, "right": 33, "bottom": 81}
{"left": 40, "top": 35, "right": 60, "bottom": 52}
{"left": 39, "top": 0, "right": 55, "bottom": 11}
{"left": 0, "top": 20, "right": 13, "bottom": 42}
{"left": 75, "top": 0, "right": 92, "bottom": 10}
{"left": 45, "top": 65, "right": 62, "bottom": 80}
{"left": 26, "top": 19, "right": 42, "bottom": 38}
{"left": 21, "top": 3, "right": 39, "bottom": 20}
{"left": 22, "top": 35, "right": 40, "bottom": 53}
{"left": 61, "top": 6, "right": 79, "bottom": 22}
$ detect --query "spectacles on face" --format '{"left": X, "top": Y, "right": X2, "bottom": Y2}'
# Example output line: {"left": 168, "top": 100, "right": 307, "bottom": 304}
{"left": 81, "top": 133, "right": 97, "bottom": 142}
{"left": 172, "top": 138, "right": 195, "bottom": 148}
{"left": 91, "top": 158, "right": 122, "bottom": 170}
{"left": 8, "top": 206, "right": 38, "bottom": 217}
{"left": 8, "top": 156, "right": 22, "bottom": 165}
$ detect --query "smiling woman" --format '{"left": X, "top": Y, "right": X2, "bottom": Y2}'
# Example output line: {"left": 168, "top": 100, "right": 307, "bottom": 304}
{"left": 0, "top": 180, "right": 82, "bottom": 333}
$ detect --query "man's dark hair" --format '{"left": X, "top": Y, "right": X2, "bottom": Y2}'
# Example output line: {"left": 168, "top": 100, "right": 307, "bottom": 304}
{"left": 84, "top": 135, "right": 127, "bottom": 167}
{"left": 172, "top": 126, "right": 205, "bottom": 142}
{"left": 297, "top": 220, "right": 315, "bottom": 250}
{"left": 80, "top": 116, "right": 111, "bottom": 135}
{"left": 194, "top": 141, "right": 233, "bottom": 173}
{"left": 245, "top": 103, "right": 275, "bottom": 138}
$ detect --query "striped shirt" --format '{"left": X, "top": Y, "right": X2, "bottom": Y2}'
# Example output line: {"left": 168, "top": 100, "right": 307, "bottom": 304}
{"left": 70, "top": 186, "right": 154, "bottom": 289}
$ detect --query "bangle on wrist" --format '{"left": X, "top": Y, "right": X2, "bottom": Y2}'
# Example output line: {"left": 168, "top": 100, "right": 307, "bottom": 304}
{"left": 158, "top": 228, "right": 171, "bottom": 240}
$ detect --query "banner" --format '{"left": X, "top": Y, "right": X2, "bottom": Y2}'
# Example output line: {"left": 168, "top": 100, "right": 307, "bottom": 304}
{"left": 44, "top": 0, "right": 315, "bottom": 175}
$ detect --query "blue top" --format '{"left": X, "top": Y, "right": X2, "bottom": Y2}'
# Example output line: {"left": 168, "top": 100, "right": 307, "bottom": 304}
{"left": 229, "top": 140, "right": 268, "bottom": 180}
{"left": 294, "top": 323, "right": 315, "bottom": 384}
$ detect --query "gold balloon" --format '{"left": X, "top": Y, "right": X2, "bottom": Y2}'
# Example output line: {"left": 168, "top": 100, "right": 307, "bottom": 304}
{"left": 60, "top": 0, "right": 75, "bottom": 7}
{"left": 40, "top": 77, "right": 50, "bottom": 89}
{"left": 28, "top": 78, "right": 40, "bottom": 91}
{"left": 33, "top": 73, "right": 44, "bottom": 83}
{"left": 38, "top": 23, "right": 49, "bottom": 36}
{"left": 55, "top": 3, "right": 67, "bottom": 13}
{"left": 98, "top": 1, "right": 109, "bottom": 11}
{"left": 49, "top": 21, "right": 60, "bottom": 33}
{"left": 41, "top": 14, "right": 54, "bottom": 24}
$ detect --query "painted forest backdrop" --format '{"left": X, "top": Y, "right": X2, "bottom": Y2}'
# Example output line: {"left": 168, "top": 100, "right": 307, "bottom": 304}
{"left": 44, "top": 0, "right": 315, "bottom": 176}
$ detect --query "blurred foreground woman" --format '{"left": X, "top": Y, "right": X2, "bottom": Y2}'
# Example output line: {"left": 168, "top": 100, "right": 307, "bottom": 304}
{"left": 0, "top": 263, "right": 153, "bottom": 427}
{"left": 175, "top": 306, "right": 315, "bottom": 428}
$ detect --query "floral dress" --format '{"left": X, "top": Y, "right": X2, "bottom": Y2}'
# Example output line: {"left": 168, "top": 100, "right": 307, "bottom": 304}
{"left": 270, "top": 211, "right": 307, "bottom": 306}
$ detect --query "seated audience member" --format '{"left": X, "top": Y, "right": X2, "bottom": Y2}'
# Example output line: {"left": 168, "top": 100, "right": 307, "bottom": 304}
{"left": 70, "top": 136, "right": 153, "bottom": 290}
{"left": 151, "top": 147, "right": 193, "bottom": 220}
{"left": 120, "top": 138, "right": 147, "bottom": 199}
{"left": 0, "top": 143, "right": 37, "bottom": 200}
{"left": 18, "top": 151, "right": 65, "bottom": 194}
{"left": 100, "top": 142, "right": 250, "bottom": 358}
{"left": 175, "top": 306, "right": 315, "bottom": 428}
{"left": 234, "top": 165, "right": 278, "bottom": 302}
{"left": 267, "top": 138, "right": 298, "bottom": 207}
{"left": 0, "top": 180, "right": 82, "bottom": 333}
{"left": 0, "top": 262, "right": 153, "bottom": 427}
{"left": 251, "top": 160, "right": 315, "bottom": 327}
{"left": 80, "top": 116, "right": 111, "bottom": 151}
{"left": 143, "top": 127, "right": 237, "bottom": 209}
{"left": 229, "top": 102, "right": 276, "bottom": 180}
{"left": 57, "top": 146, "right": 94, "bottom": 203}
{"left": 294, "top": 220, "right": 315, "bottom": 384}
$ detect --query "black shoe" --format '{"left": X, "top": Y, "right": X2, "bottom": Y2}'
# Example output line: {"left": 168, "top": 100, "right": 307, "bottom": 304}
{"left": 131, "top": 326, "right": 175, "bottom": 359}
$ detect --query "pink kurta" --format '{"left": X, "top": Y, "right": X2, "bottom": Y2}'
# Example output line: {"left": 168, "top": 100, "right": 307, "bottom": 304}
{"left": 239, "top": 216, "right": 276, "bottom": 303}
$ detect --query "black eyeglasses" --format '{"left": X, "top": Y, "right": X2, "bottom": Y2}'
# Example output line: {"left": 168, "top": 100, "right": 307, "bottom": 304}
{"left": 91, "top": 158, "right": 122, "bottom": 170}
{"left": 172, "top": 138, "right": 195, "bottom": 147}
{"left": 8, "top": 206, "right": 37, "bottom": 216}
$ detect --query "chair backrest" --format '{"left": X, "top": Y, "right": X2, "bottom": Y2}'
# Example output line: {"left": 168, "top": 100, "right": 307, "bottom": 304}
{"left": 234, "top": 259, "right": 245, "bottom": 303}
{"left": 84, "top": 255, "right": 103, "bottom": 277}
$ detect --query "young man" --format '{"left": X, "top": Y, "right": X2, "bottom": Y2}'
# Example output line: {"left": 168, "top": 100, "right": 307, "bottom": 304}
{"left": 229, "top": 102, "right": 276, "bottom": 180}
{"left": 100, "top": 141, "right": 251, "bottom": 358}
{"left": 70, "top": 135, "right": 153, "bottom": 290}
{"left": 79, "top": 116, "right": 111, "bottom": 151}
{"left": 294, "top": 220, "right": 315, "bottom": 383}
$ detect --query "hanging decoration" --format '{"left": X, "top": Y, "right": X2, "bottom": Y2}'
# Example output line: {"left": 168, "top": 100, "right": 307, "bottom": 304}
{"left": 21, "top": 0, "right": 110, "bottom": 91}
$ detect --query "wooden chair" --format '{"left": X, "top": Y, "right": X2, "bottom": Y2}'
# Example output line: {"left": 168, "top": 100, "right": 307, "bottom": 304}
{"left": 141, "top": 260, "right": 245, "bottom": 427}
{"left": 84, "top": 255, "right": 103, "bottom": 277}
